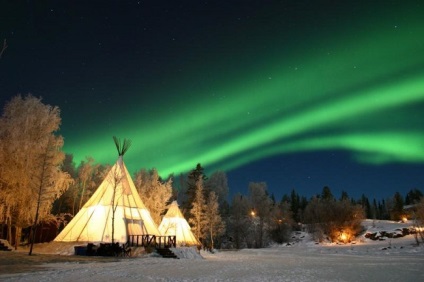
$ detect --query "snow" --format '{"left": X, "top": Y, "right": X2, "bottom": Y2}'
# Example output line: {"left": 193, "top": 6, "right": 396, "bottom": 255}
{"left": 2, "top": 220, "right": 424, "bottom": 281}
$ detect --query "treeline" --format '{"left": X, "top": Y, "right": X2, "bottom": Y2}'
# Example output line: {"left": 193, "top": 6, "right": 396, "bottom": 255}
{"left": 55, "top": 158, "right": 424, "bottom": 249}
{"left": 280, "top": 187, "right": 424, "bottom": 222}
{"left": 221, "top": 182, "right": 424, "bottom": 248}
{"left": 1, "top": 95, "right": 424, "bottom": 250}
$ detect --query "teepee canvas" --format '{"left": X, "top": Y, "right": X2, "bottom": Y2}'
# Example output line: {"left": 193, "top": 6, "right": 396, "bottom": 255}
{"left": 158, "top": 201, "right": 201, "bottom": 246}
{"left": 54, "top": 137, "right": 160, "bottom": 243}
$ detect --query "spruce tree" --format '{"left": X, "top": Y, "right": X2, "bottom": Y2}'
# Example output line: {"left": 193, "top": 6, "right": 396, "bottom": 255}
{"left": 183, "top": 163, "right": 208, "bottom": 217}
{"left": 321, "top": 186, "right": 334, "bottom": 201}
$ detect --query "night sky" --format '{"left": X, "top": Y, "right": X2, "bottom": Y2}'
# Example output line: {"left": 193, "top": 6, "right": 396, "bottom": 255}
{"left": 1, "top": 1, "right": 424, "bottom": 201}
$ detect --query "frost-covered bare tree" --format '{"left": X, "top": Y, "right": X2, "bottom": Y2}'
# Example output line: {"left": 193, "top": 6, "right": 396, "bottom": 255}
{"left": 303, "top": 196, "right": 326, "bottom": 241}
{"left": 249, "top": 182, "right": 272, "bottom": 248}
{"left": 228, "top": 194, "right": 250, "bottom": 249}
{"left": 76, "top": 161, "right": 104, "bottom": 214}
{"left": 134, "top": 168, "right": 172, "bottom": 225}
{"left": 51, "top": 154, "right": 78, "bottom": 215}
{"left": 56, "top": 160, "right": 108, "bottom": 216}
{"left": 76, "top": 158, "right": 94, "bottom": 211}
{"left": 0, "top": 95, "right": 72, "bottom": 249}
{"left": 189, "top": 177, "right": 207, "bottom": 243}
{"left": 29, "top": 134, "right": 73, "bottom": 255}
{"left": 268, "top": 200, "right": 293, "bottom": 244}
{"left": 303, "top": 196, "right": 365, "bottom": 242}
{"left": 204, "top": 191, "right": 225, "bottom": 249}
{"left": 74, "top": 157, "right": 105, "bottom": 212}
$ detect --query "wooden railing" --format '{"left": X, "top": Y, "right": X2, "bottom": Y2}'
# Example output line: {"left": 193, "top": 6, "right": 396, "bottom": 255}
{"left": 127, "top": 235, "right": 176, "bottom": 248}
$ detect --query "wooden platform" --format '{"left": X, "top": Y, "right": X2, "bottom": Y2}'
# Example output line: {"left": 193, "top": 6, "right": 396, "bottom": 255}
{"left": 127, "top": 235, "right": 176, "bottom": 248}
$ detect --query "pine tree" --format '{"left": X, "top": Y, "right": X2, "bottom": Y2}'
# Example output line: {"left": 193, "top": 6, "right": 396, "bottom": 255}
{"left": 290, "top": 189, "right": 300, "bottom": 223}
{"left": 379, "top": 199, "right": 390, "bottom": 220}
{"left": 298, "top": 196, "right": 309, "bottom": 222}
{"left": 281, "top": 194, "right": 290, "bottom": 204}
{"left": 183, "top": 163, "right": 208, "bottom": 217}
{"left": 340, "top": 191, "right": 349, "bottom": 201}
{"left": 360, "top": 194, "right": 372, "bottom": 219}
{"left": 390, "top": 192, "right": 404, "bottom": 221}
{"left": 405, "top": 189, "right": 423, "bottom": 205}
{"left": 372, "top": 199, "right": 379, "bottom": 219}
{"left": 321, "top": 186, "right": 334, "bottom": 201}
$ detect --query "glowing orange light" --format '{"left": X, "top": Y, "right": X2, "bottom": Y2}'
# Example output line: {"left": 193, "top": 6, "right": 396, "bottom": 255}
{"left": 339, "top": 231, "right": 349, "bottom": 243}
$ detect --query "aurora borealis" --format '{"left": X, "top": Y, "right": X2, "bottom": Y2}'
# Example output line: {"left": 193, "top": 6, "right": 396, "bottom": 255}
{"left": 1, "top": 1, "right": 424, "bottom": 199}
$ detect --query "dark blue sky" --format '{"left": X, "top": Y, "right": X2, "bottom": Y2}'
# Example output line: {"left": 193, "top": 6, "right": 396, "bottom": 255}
{"left": 1, "top": 1, "right": 423, "bottom": 201}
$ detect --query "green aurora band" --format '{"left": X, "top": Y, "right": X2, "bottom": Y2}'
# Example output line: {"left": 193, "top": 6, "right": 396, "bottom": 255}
{"left": 64, "top": 13, "right": 424, "bottom": 177}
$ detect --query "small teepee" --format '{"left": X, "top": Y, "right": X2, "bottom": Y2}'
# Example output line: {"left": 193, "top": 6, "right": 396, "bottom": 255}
{"left": 54, "top": 137, "right": 160, "bottom": 243}
{"left": 158, "top": 201, "right": 201, "bottom": 246}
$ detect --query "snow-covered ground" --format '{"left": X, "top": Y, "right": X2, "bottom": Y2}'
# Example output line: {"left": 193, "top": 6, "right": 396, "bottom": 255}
{"left": 2, "top": 220, "right": 424, "bottom": 281}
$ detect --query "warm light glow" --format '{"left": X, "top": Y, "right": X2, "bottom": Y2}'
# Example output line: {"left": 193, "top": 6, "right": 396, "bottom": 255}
{"left": 250, "top": 210, "right": 256, "bottom": 217}
{"left": 401, "top": 216, "right": 408, "bottom": 223}
{"left": 338, "top": 230, "right": 351, "bottom": 243}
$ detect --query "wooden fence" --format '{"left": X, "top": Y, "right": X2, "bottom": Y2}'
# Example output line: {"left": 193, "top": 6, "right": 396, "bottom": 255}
{"left": 127, "top": 235, "right": 176, "bottom": 248}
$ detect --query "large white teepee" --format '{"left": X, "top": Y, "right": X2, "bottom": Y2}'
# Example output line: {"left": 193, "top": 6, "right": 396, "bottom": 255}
{"left": 54, "top": 138, "right": 160, "bottom": 243}
{"left": 158, "top": 201, "right": 201, "bottom": 246}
